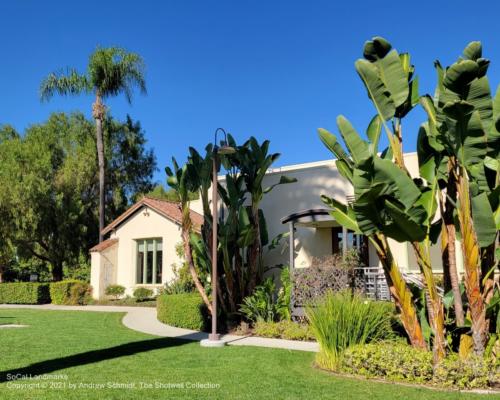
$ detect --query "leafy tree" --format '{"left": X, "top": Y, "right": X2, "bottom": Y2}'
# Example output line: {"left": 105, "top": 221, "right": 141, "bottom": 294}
{"left": 40, "top": 47, "right": 146, "bottom": 242}
{"left": 145, "top": 184, "right": 199, "bottom": 202}
{"left": 0, "top": 112, "right": 156, "bottom": 281}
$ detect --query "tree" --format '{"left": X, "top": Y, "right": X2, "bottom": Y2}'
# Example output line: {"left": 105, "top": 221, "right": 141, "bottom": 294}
{"left": 0, "top": 112, "right": 156, "bottom": 281}
{"left": 145, "top": 184, "right": 199, "bottom": 202}
{"left": 0, "top": 113, "right": 96, "bottom": 280}
{"left": 40, "top": 47, "right": 146, "bottom": 242}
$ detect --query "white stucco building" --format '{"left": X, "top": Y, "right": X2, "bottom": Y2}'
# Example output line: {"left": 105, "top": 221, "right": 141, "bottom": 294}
{"left": 90, "top": 152, "right": 463, "bottom": 299}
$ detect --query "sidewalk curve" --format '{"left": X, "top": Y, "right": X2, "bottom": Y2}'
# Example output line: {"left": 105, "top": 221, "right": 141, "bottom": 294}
{"left": 0, "top": 304, "right": 319, "bottom": 352}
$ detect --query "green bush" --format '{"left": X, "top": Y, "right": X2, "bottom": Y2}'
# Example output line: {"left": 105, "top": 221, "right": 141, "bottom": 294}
{"left": 105, "top": 284, "right": 125, "bottom": 299}
{"left": 50, "top": 280, "right": 91, "bottom": 305}
{"left": 0, "top": 282, "right": 50, "bottom": 304}
{"left": 341, "top": 342, "right": 498, "bottom": 389}
{"left": 157, "top": 293, "right": 208, "bottom": 330}
{"left": 434, "top": 354, "right": 498, "bottom": 389}
{"left": 239, "top": 270, "right": 291, "bottom": 323}
{"left": 342, "top": 342, "right": 433, "bottom": 383}
{"left": 69, "top": 281, "right": 92, "bottom": 305}
{"left": 306, "top": 290, "right": 395, "bottom": 369}
{"left": 133, "top": 287, "right": 153, "bottom": 301}
{"left": 254, "top": 320, "right": 315, "bottom": 341}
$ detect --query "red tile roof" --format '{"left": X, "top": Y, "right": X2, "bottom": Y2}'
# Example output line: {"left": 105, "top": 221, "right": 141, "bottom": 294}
{"left": 90, "top": 238, "right": 118, "bottom": 253}
{"left": 100, "top": 197, "right": 204, "bottom": 236}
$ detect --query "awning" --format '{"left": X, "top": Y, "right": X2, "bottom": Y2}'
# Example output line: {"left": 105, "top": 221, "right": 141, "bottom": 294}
{"left": 281, "top": 208, "right": 339, "bottom": 228}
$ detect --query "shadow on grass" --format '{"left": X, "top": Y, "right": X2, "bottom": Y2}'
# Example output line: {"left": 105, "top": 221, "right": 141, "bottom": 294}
{"left": 0, "top": 336, "right": 192, "bottom": 382}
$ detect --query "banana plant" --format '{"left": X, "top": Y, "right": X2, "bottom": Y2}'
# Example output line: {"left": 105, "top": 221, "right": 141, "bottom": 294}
{"left": 418, "top": 117, "right": 466, "bottom": 327}
{"left": 230, "top": 137, "right": 297, "bottom": 294}
{"left": 318, "top": 119, "right": 427, "bottom": 350}
{"left": 165, "top": 158, "right": 212, "bottom": 313}
{"left": 175, "top": 137, "right": 296, "bottom": 317}
{"left": 420, "top": 42, "right": 499, "bottom": 355}
{"left": 355, "top": 37, "right": 419, "bottom": 170}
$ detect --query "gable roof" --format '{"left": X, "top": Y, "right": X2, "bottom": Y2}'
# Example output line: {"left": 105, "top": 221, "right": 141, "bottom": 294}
{"left": 90, "top": 238, "right": 119, "bottom": 253}
{"left": 101, "top": 197, "right": 204, "bottom": 236}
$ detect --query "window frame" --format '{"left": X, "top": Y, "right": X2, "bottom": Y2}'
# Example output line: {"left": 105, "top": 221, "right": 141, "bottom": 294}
{"left": 135, "top": 238, "right": 163, "bottom": 285}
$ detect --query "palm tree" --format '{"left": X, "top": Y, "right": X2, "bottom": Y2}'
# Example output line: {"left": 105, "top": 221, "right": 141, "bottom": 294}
{"left": 40, "top": 47, "right": 146, "bottom": 242}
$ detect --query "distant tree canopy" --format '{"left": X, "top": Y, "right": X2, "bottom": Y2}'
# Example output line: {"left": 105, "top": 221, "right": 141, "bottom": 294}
{"left": 146, "top": 184, "right": 199, "bottom": 202}
{"left": 0, "top": 112, "right": 156, "bottom": 281}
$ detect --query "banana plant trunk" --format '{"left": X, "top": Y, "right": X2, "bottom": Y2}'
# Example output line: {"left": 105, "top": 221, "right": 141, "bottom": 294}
{"left": 247, "top": 205, "right": 262, "bottom": 295}
{"left": 456, "top": 169, "right": 488, "bottom": 355}
{"left": 441, "top": 164, "right": 465, "bottom": 326}
{"left": 412, "top": 242, "right": 446, "bottom": 364}
{"left": 181, "top": 227, "right": 212, "bottom": 314}
{"left": 370, "top": 234, "right": 427, "bottom": 349}
{"left": 93, "top": 94, "right": 106, "bottom": 243}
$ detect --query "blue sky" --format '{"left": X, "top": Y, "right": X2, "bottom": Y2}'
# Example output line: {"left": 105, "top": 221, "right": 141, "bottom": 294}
{"left": 1, "top": 0, "right": 500, "bottom": 184}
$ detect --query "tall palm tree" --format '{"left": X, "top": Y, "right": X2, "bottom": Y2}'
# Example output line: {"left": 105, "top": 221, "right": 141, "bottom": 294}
{"left": 40, "top": 47, "right": 146, "bottom": 242}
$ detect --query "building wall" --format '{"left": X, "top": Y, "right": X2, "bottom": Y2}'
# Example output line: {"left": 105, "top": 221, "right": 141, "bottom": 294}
{"left": 254, "top": 153, "right": 463, "bottom": 274}
{"left": 108, "top": 207, "right": 184, "bottom": 296}
{"left": 90, "top": 243, "right": 118, "bottom": 299}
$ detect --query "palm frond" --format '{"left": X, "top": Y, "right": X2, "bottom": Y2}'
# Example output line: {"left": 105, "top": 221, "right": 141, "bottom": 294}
{"left": 39, "top": 68, "right": 90, "bottom": 102}
{"left": 88, "top": 47, "right": 146, "bottom": 103}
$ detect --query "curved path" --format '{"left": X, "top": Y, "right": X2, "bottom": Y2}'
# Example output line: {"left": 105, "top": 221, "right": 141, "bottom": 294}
{"left": 0, "top": 304, "right": 318, "bottom": 352}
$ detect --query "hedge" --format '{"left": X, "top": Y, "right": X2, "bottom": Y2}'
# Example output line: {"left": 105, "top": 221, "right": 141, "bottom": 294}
{"left": 341, "top": 342, "right": 499, "bottom": 389}
{"left": 0, "top": 283, "right": 50, "bottom": 304}
{"left": 157, "top": 293, "right": 208, "bottom": 331}
{"left": 253, "top": 320, "right": 315, "bottom": 341}
{"left": 50, "top": 280, "right": 92, "bottom": 305}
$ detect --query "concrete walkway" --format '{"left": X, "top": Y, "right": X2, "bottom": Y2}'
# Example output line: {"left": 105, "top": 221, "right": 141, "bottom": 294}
{"left": 0, "top": 304, "right": 319, "bottom": 352}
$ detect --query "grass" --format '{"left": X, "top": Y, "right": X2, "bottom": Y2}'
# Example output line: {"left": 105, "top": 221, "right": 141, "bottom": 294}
{"left": 0, "top": 309, "right": 489, "bottom": 400}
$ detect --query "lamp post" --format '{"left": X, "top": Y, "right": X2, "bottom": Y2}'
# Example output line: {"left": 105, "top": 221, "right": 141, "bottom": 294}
{"left": 201, "top": 128, "right": 235, "bottom": 348}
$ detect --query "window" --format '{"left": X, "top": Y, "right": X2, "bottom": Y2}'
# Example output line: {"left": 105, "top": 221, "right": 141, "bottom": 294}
{"left": 136, "top": 239, "right": 163, "bottom": 284}
{"left": 331, "top": 227, "right": 368, "bottom": 264}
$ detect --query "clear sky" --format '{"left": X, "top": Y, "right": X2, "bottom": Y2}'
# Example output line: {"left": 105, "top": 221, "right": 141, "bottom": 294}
{"left": 1, "top": 0, "right": 500, "bottom": 184}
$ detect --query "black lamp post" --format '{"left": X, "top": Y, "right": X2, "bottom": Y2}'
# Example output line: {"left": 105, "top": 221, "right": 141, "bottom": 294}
{"left": 202, "top": 128, "right": 235, "bottom": 347}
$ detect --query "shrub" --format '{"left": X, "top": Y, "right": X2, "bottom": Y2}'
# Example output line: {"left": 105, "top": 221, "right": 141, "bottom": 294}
{"left": 0, "top": 282, "right": 50, "bottom": 304}
{"left": 162, "top": 242, "right": 197, "bottom": 295}
{"left": 50, "top": 280, "right": 91, "bottom": 305}
{"left": 254, "top": 320, "right": 315, "bottom": 341}
{"left": 105, "top": 284, "right": 125, "bottom": 300}
{"left": 434, "top": 354, "right": 498, "bottom": 389}
{"left": 342, "top": 342, "right": 433, "bottom": 383}
{"left": 276, "top": 268, "right": 291, "bottom": 321}
{"left": 240, "top": 278, "right": 277, "bottom": 323}
{"left": 157, "top": 293, "right": 208, "bottom": 330}
{"left": 69, "top": 281, "right": 92, "bottom": 305}
{"left": 341, "top": 342, "right": 498, "bottom": 389}
{"left": 306, "top": 290, "right": 394, "bottom": 369}
{"left": 133, "top": 287, "right": 153, "bottom": 301}
{"left": 239, "top": 269, "right": 292, "bottom": 323}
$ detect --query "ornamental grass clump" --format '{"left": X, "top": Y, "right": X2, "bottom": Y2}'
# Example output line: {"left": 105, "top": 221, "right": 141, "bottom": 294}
{"left": 306, "top": 290, "right": 394, "bottom": 370}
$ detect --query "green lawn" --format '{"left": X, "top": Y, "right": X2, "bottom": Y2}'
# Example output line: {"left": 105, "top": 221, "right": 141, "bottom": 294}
{"left": 0, "top": 310, "right": 492, "bottom": 400}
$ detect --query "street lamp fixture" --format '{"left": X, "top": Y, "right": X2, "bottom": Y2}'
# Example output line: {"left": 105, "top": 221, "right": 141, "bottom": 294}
{"left": 200, "top": 128, "right": 235, "bottom": 348}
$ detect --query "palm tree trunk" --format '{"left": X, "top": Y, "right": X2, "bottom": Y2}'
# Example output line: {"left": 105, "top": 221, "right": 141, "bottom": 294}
{"left": 93, "top": 94, "right": 106, "bottom": 243}
{"left": 370, "top": 234, "right": 427, "bottom": 349}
